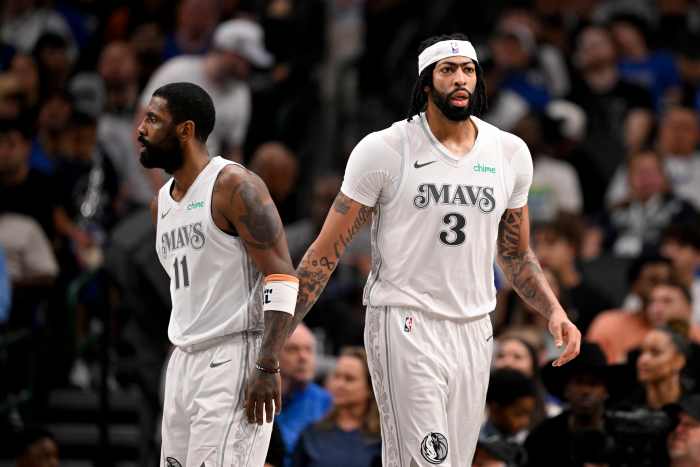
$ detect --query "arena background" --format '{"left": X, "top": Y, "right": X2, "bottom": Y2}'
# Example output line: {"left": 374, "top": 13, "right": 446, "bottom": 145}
{"left": 1, "top": 0, "right": 700, "bottom": 465}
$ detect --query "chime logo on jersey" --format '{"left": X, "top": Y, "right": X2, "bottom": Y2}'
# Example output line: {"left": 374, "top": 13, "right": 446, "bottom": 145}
{"left": 161, "top": 221, "right": 206, "bottom": 257}
{"left": 413, "top": 183, "right": 496, "bottom": 213}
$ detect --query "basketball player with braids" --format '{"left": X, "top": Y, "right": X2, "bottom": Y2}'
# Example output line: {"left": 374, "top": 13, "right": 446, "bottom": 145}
{"left": 290, "top": 34, "right": 582, "bottom": 466}
{"left": 138, "top": 82, "right": 297, "bottom": 466}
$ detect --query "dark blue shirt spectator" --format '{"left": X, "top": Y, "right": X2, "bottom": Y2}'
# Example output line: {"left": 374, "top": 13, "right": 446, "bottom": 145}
{"left": 293, "top": 426, "right": 380, "bottom": 467}
{"left": 277, "top": 382, "right": 332, "bottom": 467}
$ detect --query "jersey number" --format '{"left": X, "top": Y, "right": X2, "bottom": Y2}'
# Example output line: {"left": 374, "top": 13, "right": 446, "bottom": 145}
{"left": 440, "top": 213, "right": 466, "bottom": 246}
{"left": 173, "top": 255, "right": 190, "bottom": 289}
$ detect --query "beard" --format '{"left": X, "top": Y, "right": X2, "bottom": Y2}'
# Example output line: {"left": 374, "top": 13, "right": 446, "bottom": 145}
{"left": 139, "top": 131, "right": 184, "bottom": 174}
{"left": 430, "top": 87, "right": 474, "bottom": 121}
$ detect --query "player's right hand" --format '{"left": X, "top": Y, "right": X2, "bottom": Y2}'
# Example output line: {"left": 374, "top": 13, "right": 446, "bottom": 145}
{"left": 244, "top": 371, "right": 281, "bottom": 425}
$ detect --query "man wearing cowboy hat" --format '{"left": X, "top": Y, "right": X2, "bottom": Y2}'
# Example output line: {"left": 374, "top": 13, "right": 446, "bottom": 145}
{"left": 525, "top": 342, "right": 616, "bottom": 466}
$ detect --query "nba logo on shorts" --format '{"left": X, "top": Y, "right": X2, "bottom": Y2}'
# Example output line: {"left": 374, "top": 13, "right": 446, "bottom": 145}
{"left": 450, "top": 41, "right": 459, "bottom": 54}
{"left": 404, "top": 316, "right": 413, "bottom": 333}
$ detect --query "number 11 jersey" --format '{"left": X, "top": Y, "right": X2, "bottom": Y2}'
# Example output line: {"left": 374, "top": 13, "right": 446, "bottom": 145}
{"left": 156, "top": 157, "right": 263, "bottom": 347}
{"left": 341, "top": 114, "right": 533, "bottom": 319}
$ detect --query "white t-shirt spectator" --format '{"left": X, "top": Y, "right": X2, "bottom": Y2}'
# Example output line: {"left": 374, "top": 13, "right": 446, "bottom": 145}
{"left": 606, "top": 153, "right": 700, "bottom": 210}
{"left": 0, "top": 214, "right": 58, "bottom": 283}
{"left": 529, "top": 155, "right": 583, "bottom": 222}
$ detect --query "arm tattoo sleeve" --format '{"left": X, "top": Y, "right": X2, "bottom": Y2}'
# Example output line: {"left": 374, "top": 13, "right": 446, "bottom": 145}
{"left": 496, "top": 209, "right": 557, "bottom": 319}
{"left": 290, "top": 193, "right": 372, "bottom": 332}
{"left": 232, "top": 181, "right": 283, "bottom": 249}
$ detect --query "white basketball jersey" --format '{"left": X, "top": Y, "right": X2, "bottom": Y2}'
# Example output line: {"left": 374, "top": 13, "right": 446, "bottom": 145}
{"left": 341, "top": 115, "right": 533, "bottom": 319}
{"left": 156, "top": 156, "right": 263, "bottom": 347}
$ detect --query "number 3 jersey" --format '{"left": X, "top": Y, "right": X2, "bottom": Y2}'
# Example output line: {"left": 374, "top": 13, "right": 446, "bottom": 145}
{"left": 341, "top": 114, "right": 533, "bottom": 319}
{"left": 156, "top": 156, "right": 263, "bottom": 347}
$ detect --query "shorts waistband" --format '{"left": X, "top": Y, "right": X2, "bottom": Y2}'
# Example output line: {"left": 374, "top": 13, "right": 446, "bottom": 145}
{"left": 177, "top": 330, "right": 261, "bottom": 353}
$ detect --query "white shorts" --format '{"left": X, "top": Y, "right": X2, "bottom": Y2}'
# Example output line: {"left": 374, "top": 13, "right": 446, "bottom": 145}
{"left": 160, "top": 331, "right": 273, "bottom": 467}
{"left": 365, "top": 306, "right": 493, "bottom": 467}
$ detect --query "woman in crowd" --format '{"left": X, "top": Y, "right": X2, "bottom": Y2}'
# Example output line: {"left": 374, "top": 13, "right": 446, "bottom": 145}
{"left": 293, "top": 347, "right": 381, "bottom": 467}
{"left": 636, "top": 325, "right": 688, "bottom": 409}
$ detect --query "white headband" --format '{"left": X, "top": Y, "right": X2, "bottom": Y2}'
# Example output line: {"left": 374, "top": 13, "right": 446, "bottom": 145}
{"left": 417, "top": 40, "right": 478, "bottom": 76}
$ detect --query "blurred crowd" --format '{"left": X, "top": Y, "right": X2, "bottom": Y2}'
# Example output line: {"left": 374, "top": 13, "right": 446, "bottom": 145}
{"left": 1, "top": 0, "right": 700, "bottom": 466}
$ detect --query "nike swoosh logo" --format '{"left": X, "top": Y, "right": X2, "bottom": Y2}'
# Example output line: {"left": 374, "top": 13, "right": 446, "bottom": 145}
{"left": 160, "top": 208, "right": 171, "bottom": 219}
{"left": 209, "top": 359, "right": 232, "bottom": 368}
{"left": 414, "top": 160, "right": 438, "bottom": 169}
{"left": 486, "top": 335, "right": 493, "bottom": 342}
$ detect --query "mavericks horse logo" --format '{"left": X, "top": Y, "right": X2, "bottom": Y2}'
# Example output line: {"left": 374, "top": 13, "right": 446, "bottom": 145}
{"left": 421, "top": 432, "right": 448, "bottom": 464}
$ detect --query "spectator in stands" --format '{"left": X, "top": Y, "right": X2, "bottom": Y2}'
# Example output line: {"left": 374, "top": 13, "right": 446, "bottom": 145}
{"left": 481, "top": 368, "right": 538, "bottom": 445}
{"left": 8, "top": 53, "right": 40, "bottom": 116}
{"left": 53, "top": 111, "right": 121, "bottom": 272}
{"left": 607, "top": 106, "right": 700, "bottom": 211}
{"left": 609, "top": 13, "right": 682, "bottom": 110}
{"left": 0, "top": 72, "right": 22, "bottom": 120}
{"left": 604, "top": 326, "right": 690, "bottom": 467}
{"left": 668, "top": 395, "right": 700, "bottom": 467}
{"left": 162, "top": 0, "right": 219, "bottom": 60}
{"left": 493, "top": 335, "right": 562, "bottom": 423}
{"left": 634, "top": 326, "right": 688, "bottom": 410}
{"left": 646, "top": 281, "right": 700, "bottom": 342}
{"left": 655, "top": 106, "right": 700, "bottom": 210}
{"left": 601, "top": 149, "right": 699, "bottom": 258}
{"left": 661, "top": 225, "right": 700, "bottom": 324}
{"left": 13, "top": 426, "right": 60, "bottom": 467}
{"left": 0, "top": 0, "right": 75, "bottom": 57}
{"left": 32, "top": 32, "right": 74, "bottom": 99}
{"left": 513, "top": 113, "right": 582, "bottom": 222}
{"left": 0, "top": 213, "right": 58, "bottom": 290}
{"left": 473, "top": 439, "right": 523, "bottom": 467}
{"left": 97, "top": 41, "right": 152, "bottom": 209}
{"left": 0, "top": 118, "right": 55, "bottom": 238}
{"left": 277, "top": 324, "right": 332, "bottom": 466}
{"left": 526, "top": 343, "right": 615, "bottom": 467}
{"left": 293, "top": 347, "right": 381, "bottom": 467}
{"left": 139, "top": 18, "right": 273, "bottom": 161}
{"left": 486, "top": 23, "right": 551, "bottom": 130}
{"left": 568, "top": 23, "right": 653, "bottom": 211}
{"left": 30, "top": 91, "right": 72, "bottom": 175}
{"left": 249, "top": 142, "right": 299, "bottom": 224}
{"left": 533, "top": 214, "right": 613, "bottom": 333}
{"left": 589, "top": 278, "right": 700, "bottom": 363}
{"left": 247, "top": 0, "right": 326, "bottom": 152}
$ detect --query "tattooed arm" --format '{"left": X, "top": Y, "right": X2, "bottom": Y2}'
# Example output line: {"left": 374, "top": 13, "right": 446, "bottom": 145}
{"left": 496, "top": 206, "right": 581, "bottom": 366}
{"left": 214, "top": 165, "right": 295, "bottom": 424}
{"left": 289, "top": 192, "right": 373, "bottom": 333}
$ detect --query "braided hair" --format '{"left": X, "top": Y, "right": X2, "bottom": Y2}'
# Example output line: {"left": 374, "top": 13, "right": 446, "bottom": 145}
{"left": 406, "top": 33, "right": 488, "bottom": 121}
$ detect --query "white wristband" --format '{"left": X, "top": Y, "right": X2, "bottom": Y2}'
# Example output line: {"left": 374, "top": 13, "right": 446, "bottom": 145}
{"left": 262, "top": 274, "right": 299, "bottom": 316}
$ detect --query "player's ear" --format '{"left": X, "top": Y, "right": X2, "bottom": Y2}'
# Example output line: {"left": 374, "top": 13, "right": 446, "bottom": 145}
{"left": 178, "top": 120, "right": 195, "bottom": 141}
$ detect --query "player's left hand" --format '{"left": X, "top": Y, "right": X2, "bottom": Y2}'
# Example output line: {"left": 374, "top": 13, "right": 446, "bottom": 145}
{"left": 244, "top": 369, "right": 281, "bottom": 425}
{"left": 548, "top": 308, "right": 581, "bottom": 367}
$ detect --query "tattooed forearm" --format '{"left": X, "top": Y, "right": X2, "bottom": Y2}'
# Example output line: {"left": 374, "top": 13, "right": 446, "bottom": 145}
{"left": 232, "top": 181, "right": 283, "bottom": 249}
{"left": 497, "top": 209, "right": 559, "bottom": 319}
{"left": 289, "top": 197, "right": 373, "bottom": 333}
